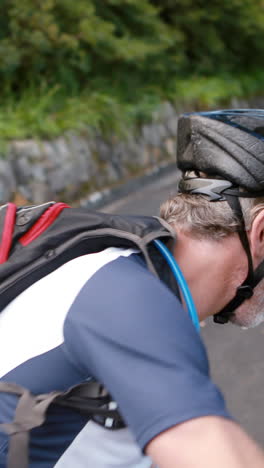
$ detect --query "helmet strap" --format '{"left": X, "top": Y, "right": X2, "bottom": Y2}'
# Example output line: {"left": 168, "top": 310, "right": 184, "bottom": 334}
{"left": 213, "top": 195, "right": 254, "bottom": 323}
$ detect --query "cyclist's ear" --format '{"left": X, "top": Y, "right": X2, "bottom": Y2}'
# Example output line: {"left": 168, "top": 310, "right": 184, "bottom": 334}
{"left": 248, "top": 208, "right": 264, "bottom": 268}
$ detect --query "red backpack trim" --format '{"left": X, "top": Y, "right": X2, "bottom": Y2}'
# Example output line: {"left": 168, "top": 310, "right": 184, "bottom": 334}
{"left": 0, "top": 203, "right": 17, "bottom": 264}
{"left": 20, "top": 203, "right": 70, "bottom": 246}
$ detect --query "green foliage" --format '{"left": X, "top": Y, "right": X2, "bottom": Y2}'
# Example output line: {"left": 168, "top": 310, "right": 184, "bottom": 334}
{"left": 151, "top": 0, "right": 264, "bottom": 75}
{"left": 0, "top": 0, "right": 174, "bottom": 93}
{"left": 0, "top": 87, "right": 130, "bottom": 140}
{"left": 1, "top": 0, "right": 264, "bottom": 142}
{"left": 2, "top": 0, "right": 264, "bottom": 94}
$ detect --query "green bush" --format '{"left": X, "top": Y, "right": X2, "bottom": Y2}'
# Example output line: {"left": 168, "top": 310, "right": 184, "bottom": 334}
{"left": 3, "top": 0, "right": 264, "bottom": 95}
{"left": 151, "top": 0, "right": 264, "bottom": 75}
{"left": 1, "top": 0, "right": 264, "bottom": 141}
{"left": 0, "top": 0, "right": 173, "bottom": 93}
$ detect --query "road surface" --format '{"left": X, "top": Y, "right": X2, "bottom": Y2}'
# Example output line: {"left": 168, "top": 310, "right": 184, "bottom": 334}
{"left": 102, "top": 168, "right": 264, "bottom": 447}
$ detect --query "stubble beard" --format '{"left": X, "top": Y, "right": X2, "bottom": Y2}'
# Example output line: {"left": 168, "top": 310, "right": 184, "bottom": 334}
{"left": 230, "top": 286, "right": 264, "bottom": 329}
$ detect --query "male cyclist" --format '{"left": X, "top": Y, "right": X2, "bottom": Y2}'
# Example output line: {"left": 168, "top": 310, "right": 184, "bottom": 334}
{"left": 1, "top": 109, "right": 264, "bottom": 468}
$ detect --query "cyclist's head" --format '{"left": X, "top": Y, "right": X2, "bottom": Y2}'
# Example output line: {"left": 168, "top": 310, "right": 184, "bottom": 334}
{"left": 163, "top": 110, "right": 264, "bottom": 324}
{"left": 165, "top": 110, "right": 264, "bottom": 238}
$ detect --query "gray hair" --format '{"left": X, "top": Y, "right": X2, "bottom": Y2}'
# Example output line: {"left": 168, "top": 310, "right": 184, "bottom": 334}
{"left": 160, "top": 193, "right": 264, "bottom": 240}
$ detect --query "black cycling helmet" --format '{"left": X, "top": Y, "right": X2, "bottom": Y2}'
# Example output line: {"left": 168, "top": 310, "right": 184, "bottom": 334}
{"left": 177, "top": 109, "right": 264, "bottom": 324}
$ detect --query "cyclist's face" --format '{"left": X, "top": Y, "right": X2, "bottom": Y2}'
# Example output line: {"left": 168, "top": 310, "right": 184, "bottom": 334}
{"left": 173, "top": 230, "right": 247, "bottom": 321}
{"left": 230, "top": 210, "right": 264, "bottom": 328}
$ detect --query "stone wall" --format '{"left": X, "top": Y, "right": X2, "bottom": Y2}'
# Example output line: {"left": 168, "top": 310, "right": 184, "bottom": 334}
{"left": 1, "top": 101, "right": 178, "bottom": 205}
{"left": 2, "top": 97, "right": 263, "bottom": 205}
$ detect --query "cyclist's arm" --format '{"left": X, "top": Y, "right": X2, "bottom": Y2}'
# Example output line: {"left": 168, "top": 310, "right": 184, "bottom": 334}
{"left": 147, "top": 416, "right": 264, "bottom": 468}
{"left": 64, "top": 254, "right": 237, "bottom": 458}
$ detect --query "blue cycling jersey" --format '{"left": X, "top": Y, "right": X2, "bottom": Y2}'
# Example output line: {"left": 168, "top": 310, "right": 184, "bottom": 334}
{"left": 0, "top": 248, "right": 231, "bottom": 467}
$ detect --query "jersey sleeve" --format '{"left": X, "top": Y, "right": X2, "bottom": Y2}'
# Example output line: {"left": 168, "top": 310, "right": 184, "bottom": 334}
{"left": 63, "top": 253, "right": 231, "bottom": 451}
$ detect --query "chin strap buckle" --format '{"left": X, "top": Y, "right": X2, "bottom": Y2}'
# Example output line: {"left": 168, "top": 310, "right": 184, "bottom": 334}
{"left": 213, "top": 284, "right": 254, "bottom": 324}
{"left": 213, "top": 314, "right": 229, "bottom": 324}
{"left": 236, "top": 284, "right": 254, "bottom": 300}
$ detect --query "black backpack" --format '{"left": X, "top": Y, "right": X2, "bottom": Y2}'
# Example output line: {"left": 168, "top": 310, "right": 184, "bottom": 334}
{"left": 0, "top": 201, "right": 176, "bottom": 468}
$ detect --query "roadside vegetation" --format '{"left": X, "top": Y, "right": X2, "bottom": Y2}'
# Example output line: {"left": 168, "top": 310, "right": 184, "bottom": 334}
{"left": 1, "top": 0, "right": 264, "bottom": 140}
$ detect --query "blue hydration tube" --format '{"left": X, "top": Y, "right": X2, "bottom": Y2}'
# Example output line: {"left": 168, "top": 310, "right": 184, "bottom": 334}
{"left": 153, "top": 239, "right": 200, "bottom": 332}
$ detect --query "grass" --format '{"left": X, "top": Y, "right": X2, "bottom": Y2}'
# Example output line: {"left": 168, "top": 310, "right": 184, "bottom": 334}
{"left": 1, "top": 70, "right": 264, "bottom": 146}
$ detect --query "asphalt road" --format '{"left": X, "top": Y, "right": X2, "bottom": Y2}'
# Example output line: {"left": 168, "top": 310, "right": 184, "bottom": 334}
{"left": 102, "top": 168, "right": 264, "bottom": 447}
